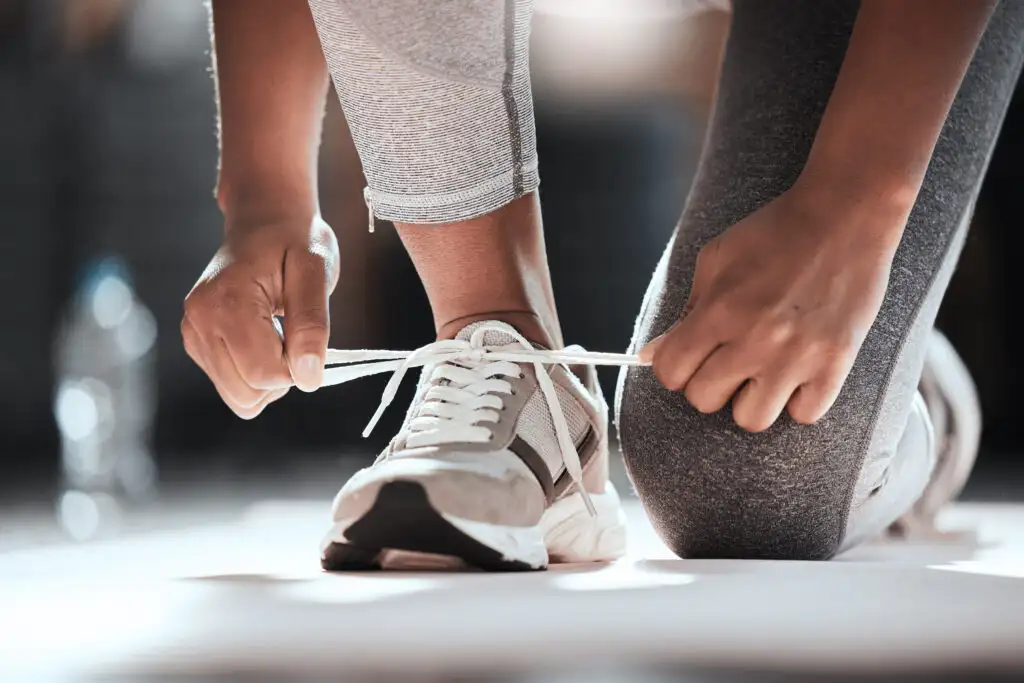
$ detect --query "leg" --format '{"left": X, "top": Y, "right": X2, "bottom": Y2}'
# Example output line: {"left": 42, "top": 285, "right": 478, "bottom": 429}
{"left": 394, "top": 195, "right": 563, "bottom": 347}
{"left": 306, "top": 0, "right": 561, "bottom": 348}
{"left": 618, "top": 0, "right": 1024, "bottom": 559}
{"left": 307, "top": 0, "right": 626, "bottom": 570}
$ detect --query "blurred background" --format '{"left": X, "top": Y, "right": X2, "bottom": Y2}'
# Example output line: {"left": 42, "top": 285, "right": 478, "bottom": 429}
{"left": 1, "top": 0, "right": 1022, "bottom": 541}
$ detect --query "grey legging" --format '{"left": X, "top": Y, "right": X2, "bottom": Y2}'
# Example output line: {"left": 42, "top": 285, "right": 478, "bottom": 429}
{"left": 617, "top": 0, "right": 1024, "bottom": 560}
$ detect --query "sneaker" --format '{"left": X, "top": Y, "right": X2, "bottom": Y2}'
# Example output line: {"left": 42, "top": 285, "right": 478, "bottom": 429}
{"left": 318, "top": 321, "right": 639, "bottom": 571}
{"left": 889, "top": 329, "right": 982, "bottom": 539}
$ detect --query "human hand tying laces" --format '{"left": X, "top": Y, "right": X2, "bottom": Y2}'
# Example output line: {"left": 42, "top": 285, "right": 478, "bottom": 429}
{"left": 640, "top": 179, "right": 903, "bottom": 433}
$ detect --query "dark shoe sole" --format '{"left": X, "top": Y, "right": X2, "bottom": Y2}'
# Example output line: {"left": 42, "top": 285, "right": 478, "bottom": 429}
{"left": 321, "top": 481, "right": 543, "bottom": 572}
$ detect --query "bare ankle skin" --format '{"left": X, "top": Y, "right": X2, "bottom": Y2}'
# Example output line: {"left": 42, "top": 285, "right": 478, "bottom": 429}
{"left": 394, "top": 192, "right": 564, "bottom": 349}
{"left": 436, "top": 310, "right": 552, "bottom": 346}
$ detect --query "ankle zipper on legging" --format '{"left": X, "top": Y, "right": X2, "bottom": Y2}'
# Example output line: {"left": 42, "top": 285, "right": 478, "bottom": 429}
{"left": 363, "top": 186, "right": 375, "bottom": 233}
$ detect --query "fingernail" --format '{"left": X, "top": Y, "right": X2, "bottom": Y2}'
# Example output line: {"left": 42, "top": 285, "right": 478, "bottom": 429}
{"left": 638, "top": 335, "right": 665, "bottom": 364}
{"left": 293, "top": 354, "right": 323, "bottom": 392}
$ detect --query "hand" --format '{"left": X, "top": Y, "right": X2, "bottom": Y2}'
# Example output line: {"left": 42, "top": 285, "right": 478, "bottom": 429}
{"left": 640, "top": 184, "right": 899, "bottom": 432}
{"left": 182, "top": 215, "right": 340, "bottom": 418}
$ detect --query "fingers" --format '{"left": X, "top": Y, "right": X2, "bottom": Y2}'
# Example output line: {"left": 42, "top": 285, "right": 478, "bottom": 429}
{"left": 184, "top": 314, "right": 285, "bottom": 418}
{"left": 207, "top": 337, "right": 274, "bottom": 409}
{"left": 732, "top": 371, "right": 803, "bottom": 433}
{"left": 724, "top": 349, "right": 852, "bottom": 431}
{"left": 182, "top": 219, "right": 339, "bottom": 416}
{"left": 183, "top": 283, "right": 291, "bottom": 418}
{"left": 282, "top": 250, "right": 331, "bottom": 392}
{"left": 682, "top": 343, "right": 756, "bottom": 415}
{"left": 675, "top": 335, "right": 807, "bottom": 432}
{"left": 787, "top": 354, "right": 853, "bottom": 425}
{"left": 218, "top": 310, "right": 292, "bottom": 391}
{"left": 235, "top": 386, "right": 291, "bottom": 420}
{"left": 643, "top": 313, "right": 721, "bottom": 391}
{"left": 643, "top": 307, "right": 853, "bottom": 431}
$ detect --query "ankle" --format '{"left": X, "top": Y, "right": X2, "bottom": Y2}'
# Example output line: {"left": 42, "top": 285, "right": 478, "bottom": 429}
{"left": 436, "top": 310, "right": 561, "bottom": 348}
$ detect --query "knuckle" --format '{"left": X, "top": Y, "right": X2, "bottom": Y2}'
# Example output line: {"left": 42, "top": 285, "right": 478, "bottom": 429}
{"left": 213, "top": 284, "right": 247, "bottom": 313}
{"left": 231, "top": 403, "right": 262, "bottom": 420}
{"left": 180, "top": 316, "right": 194, "bottom": 342}
{"left": 181, "top": 332, "right": 200, "bottom": 361}
{"left": 684, "top": 383, "right": 718, "bottom": 414}
{"left": 182, "top": 291, "right": 207, "bottom": 321}
{"left": 788, "top": 385, "right": 829, "bottom": 424}
{"left": 705, "top": 298, "right": 731, "bottom": 321}
{"left": 238, "top": 406, "right": 265, "bottom": 420}
{"left": 788, "top": 400, "right": 820, "bottom": 425}
{"left": 795, "top": 331, "right": 855, "bottom": 369}
{"left": 819, "top": 349, "right": 855, "bottom": 382}
{"left": 798, "top": 336, "right": 829, "bottom": 358}
{"left": 825, "top": 329, "right": 858, "bottom": 356}
{"left": 764, "top": 320, "right": 795, "bottom": 346}
{"left": 653, "top": 361, "right": 685, "bottom": 392}
{"left": 186, "top": 280, "right": 255, "bottom": 325}
{"left": 286, "top": 311, "right": 329, "bottom": 337}
{"left": 232, "top": 388, "right": 266, "bottom": 410}
{"left": 294, "top": 250, "right": 330, "bottom": 280}
{"left": 822, "top": 357, "right": 852, "bottom": 382}
{"left": 734, "top": 407, "right": 770, "bottom": 433}
{"left": 241, "top": 361, "right": 289, "bottom": 389}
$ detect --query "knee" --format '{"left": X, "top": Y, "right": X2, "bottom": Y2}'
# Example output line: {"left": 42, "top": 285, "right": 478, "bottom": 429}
{"left": 618, "top": 368, "right": 847, "bottom": 561}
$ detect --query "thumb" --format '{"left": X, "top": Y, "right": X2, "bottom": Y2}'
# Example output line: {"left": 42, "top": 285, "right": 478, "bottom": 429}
{"left": 282, "top": 250, "right": 331, "bottom": 392}
{"left": 637, "top": 333, "right": 667, "bottom": 364}
{"left": 638, "top": 286, "right": 700, "bottom": 363}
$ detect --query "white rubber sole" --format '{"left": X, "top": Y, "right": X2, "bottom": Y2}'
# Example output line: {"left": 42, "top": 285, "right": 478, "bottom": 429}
{"left": 444, "top": 481, "right": 628, "bottom": 569}
{"left": 322, "top": 481, "right": 628, "bottom": 571}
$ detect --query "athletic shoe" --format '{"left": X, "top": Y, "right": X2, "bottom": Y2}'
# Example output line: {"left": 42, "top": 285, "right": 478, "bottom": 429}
{"left": 890, "top": 329, "right": 982, "bottom": 539}
{"left": 318, "top": 320, "right": 640, "bottom": 571}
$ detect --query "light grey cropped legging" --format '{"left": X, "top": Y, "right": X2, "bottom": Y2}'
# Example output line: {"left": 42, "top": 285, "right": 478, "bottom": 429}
{"left": 307, "top": 0, "right": 538, "bottom": 223}
{"left": 309, "top": 0, "right": 1024, "bottom": 559}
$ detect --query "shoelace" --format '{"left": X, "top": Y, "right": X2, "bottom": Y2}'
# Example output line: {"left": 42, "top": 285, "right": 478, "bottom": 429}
{"left": 320, "top": 323, "right": 648, "bottom": 516}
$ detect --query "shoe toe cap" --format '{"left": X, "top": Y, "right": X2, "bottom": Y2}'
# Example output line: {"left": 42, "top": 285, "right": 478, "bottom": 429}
{"left": 332, "top": 449, "right": 548, "bottom": 527}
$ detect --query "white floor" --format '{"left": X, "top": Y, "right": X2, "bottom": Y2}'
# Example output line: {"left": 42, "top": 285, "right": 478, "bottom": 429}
{"left": 2, "top": 499, "right": 1023, "bottom": 681}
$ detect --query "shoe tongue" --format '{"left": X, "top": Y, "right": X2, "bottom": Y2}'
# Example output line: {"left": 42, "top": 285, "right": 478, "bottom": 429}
{"left": 454, "top": 320, "right": 524, "bottom": 348}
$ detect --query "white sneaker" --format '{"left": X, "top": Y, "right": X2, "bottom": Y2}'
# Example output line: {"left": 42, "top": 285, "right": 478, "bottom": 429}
{"left": 318, "top": 321, "right": 641, "bottom": 571}
{"left": 890, "top": 329, "right": 982, "bottom": 539}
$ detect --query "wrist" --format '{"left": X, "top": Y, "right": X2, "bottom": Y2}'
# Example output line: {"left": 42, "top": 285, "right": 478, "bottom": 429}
{"left": 787, "top": 171, "right": 911, "bottom": 253}
{"left": 798, "top": 129, "right": 925, "bottom": 219}
{"left": 218, "top": 179, "right": 319, "bottom": 231}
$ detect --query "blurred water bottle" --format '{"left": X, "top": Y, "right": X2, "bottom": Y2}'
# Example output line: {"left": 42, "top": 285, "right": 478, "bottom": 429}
{"left": 53, "top": 258, "right": 158, "bottom": 541}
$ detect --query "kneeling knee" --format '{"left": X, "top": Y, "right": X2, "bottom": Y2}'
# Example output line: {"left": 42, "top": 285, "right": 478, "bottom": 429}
{"left": 618, "top": 370, "right": 845, "bottom": 561}
{"left": 655, "top": 508, "right": 843, "bottom": 561}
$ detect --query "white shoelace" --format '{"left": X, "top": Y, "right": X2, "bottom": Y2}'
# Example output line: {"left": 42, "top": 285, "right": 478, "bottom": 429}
{"left": 320, "top": 324, "right": 647, "bottom": 516}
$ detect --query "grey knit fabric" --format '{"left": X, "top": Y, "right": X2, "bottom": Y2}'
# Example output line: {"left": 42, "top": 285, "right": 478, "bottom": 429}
{"left": 617, "top": 0, "right": 1024, "bottom": 560}
{"left": 307, "top": 0, "right": 538, "bottom": 223}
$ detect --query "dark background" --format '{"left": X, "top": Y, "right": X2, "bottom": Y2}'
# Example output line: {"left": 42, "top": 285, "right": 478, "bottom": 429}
{"left": 2, "top": 0, "right": 1022, "bottom": 503}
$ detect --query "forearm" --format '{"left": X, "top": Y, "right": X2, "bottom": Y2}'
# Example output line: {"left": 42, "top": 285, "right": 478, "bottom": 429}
{"left": 210, "top": 0, "right": 329, "bottom": 226}
{"left": 798, "top": 0, "right": 996, "bottom": 240}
